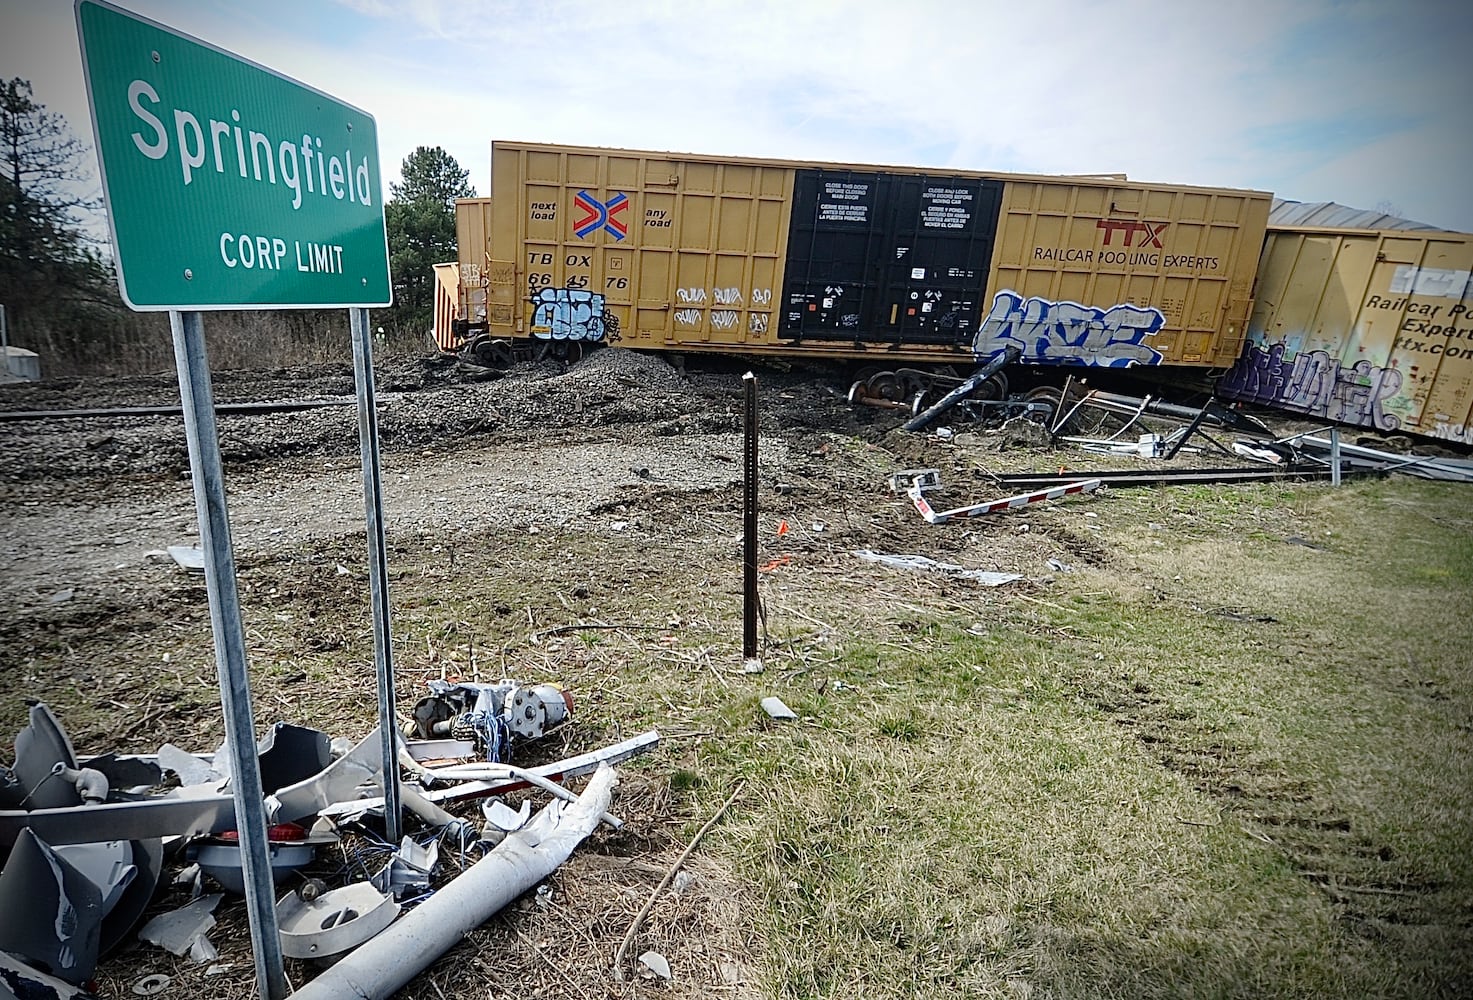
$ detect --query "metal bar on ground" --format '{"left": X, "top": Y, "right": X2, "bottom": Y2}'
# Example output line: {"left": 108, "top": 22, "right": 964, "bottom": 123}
{"left": 1330, "top": 427, "right": 1341, "bottom": 487}
{"left": 0, "top": 399, "right": 356, "bottom": 422}
{"left": 1297, "top": 436, "right": 1473, "bottom": 482}
{"left": 742, "top": 372, "right": 759, "bottom": 662}
{"left": 903, "top": 346, "right": 1020, "bottom": 432}
{"left": 169, "top": 310, "right": 287, "bottom": 1000}
{"left": 350, "top": 308, "right": 402, "bottom": 845}
{"left": 990, "top": 467, "right": 1348, "bottom": 488}
{"left": 907, "top": 478, "right": 1102, "bottom": 524}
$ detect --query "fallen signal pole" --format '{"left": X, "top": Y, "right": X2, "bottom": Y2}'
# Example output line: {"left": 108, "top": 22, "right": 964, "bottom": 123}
{"left": 892, "top": 469, "right": 1101, "bottom": 524}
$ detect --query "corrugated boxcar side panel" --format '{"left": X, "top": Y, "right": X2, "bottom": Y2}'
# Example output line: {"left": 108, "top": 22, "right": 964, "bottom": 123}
{"left": 432, "top": 262, "right": 460, "bottom": 352}
{"left": 1218, "top": 230, "right": 1473, "bottom": 441}
{"left": 454, "top": 198, "right": 493, "bottom": 327}
{"left": 489, "top": 145, "right": 793, "bottom": 349}
{"left": 986, "top": 183, "right": 1269, "bottom": 368}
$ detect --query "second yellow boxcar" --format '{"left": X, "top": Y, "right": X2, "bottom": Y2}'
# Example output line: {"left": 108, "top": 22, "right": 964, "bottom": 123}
{"left": 1218, "top": 226, "right": 1473, "bottom": 442}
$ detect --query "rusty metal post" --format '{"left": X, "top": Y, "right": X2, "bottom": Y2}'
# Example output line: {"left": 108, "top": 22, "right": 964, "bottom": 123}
{"left": 742, "top": 372, "right": 758, "bottom": 662}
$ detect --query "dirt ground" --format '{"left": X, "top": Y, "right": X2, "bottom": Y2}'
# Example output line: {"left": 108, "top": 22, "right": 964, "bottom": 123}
{"left": 0, "top": 348, "right": 1458, "bottom": 999}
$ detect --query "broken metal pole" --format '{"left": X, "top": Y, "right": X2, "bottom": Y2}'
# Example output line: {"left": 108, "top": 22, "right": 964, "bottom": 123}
{"left": 903, "top": 345, "right": 1020, "bottom": 433}
{"left": 350, "top": 308, "right": 402, "bottom": 845}
{"left": 907, "top": 477, "right": 1102, "bottom": 524}
{"left": 742, "top": 372, "right": 759, "bottom": 662}
{"left": 169, "top": 310, "right": 287, "bottom": 1000}
{"left": 289, "top": 766, "right": 617, "bottom": 1000}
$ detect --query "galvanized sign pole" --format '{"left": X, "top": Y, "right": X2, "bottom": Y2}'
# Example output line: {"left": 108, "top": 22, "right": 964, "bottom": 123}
{"left": 350, "top": 308, "right": 402, "bottom": 842}
{"left": 170, "top": 310, "right": 288, "bottom": 1000}
{"left": 75, "top": 5, "right": 395, "bottom": 995}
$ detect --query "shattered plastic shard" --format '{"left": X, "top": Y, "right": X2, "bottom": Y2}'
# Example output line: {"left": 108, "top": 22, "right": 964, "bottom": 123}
{"left": 0, "top": 829, "right": 105, "bottom": 985}
{"left": 137, "top": 893, "right": 221, "bottom": 957}
{"left": 639, "top": 951, "right": 672, "bottom": 980}
{"left": 760, "top": 697, "right": 798, "bottom": 721}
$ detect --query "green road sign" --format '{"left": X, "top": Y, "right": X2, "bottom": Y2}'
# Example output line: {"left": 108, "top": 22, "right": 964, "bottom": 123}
{"left": 76, "top": 0, "right": 392, "bottom": 310}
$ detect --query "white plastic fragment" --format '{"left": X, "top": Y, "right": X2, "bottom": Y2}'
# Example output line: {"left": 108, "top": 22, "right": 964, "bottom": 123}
{"left": 166, "top": 545, "right": 205, "bottom": 573}
{"left": 188, "top": 933, "right": 219, "bottom": 963}
{"left": 138, "top": 892, "right": 221, "bottom": 956}
{"left": 157, "top": 743, "right": 219, "bottom": 786}
{"left": 638, "top": 951, "right": 672, "bottom": 980}
{"left": 761, "top": 697, "right": 798, "bottom": 721}
{"left": 131, "top": 973, "right": 170, "bottom": 995}
{"left": 854, "top": 549, "right": 1022, "bottom": 586}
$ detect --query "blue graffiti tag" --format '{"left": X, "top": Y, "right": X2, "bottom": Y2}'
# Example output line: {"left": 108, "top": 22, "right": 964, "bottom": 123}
{"left": 972, "top": 291, "right": 1165, "bottom": 367}
{"left": 1219, "top": 342, "right": 1404, "bottom": 431}
{"left": 531, "top": 288, "right": 607, "bottom": 342}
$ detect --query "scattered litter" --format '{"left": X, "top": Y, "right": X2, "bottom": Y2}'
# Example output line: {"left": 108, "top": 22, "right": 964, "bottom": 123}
{"left": 854, "top": 550, "right": 1023, "bottom": 587}
{"left": 130, "top": 974, "right": 170, "bottom": 996}
{"left": 761, "top": 697, "right": 798, "bottom": 721}
{"left": 610, "top": 520, "right": 629, "bottom": 531}
{"left": 336, "top": 564, "right": 350, "bottom": 576}
{"left": 639, "top": 951, "right": 672, "bottom": 980}
{"left": 49, "top": 588, "right": 74, "bottom": 603}
{"left": 372, "top": 836, "right": 440, "bottom": 900}
{"left": 1046, "top": 558, "right": 1074, "bottom": 573}
{"left": 758, "top": 556, "right": 791, "bottom": 571}
{"left": 775, "top": 519, "right": 789, "bottom": 536}
{"left": 138, "top": 892, "right": 221, "bottom": 957}
{"left": 1285, "top": 536, "right": 1325, "bottom": 550}
{"left": 480, "top": 798, "right": 532, "bottom": 846}
{"left": 166, "top": 545, "right": 204, "bottom": 573}
{"left": 811, "top": 521, "right": 826, "bottom": 532}
{"left": 742, "top": 658, "right": 764, "bottom": 674}
{"left": 277, "top": 881, "right": 400, "bottom": 959}
{"left": 204, "top": 964, "right": 233, "bottom": 976}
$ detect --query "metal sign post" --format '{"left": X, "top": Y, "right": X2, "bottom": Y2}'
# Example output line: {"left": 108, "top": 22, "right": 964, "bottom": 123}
{"left": 742, "top": 372, "right": 759, "bottom": 663}
{"left": 170, "top": 311, "right": 287, "bottom": 1000}
{"left": 350, "top": 307, "right": 402, "bottom": 842}
{"left": 75, "top": 4, "right": 397, "bottom": 996}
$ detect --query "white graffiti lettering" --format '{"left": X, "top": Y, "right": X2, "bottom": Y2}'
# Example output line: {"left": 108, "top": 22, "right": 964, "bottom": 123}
{"left": 750, "top": 288, "right": 772, "bottom": 306}
{"left": 710, "top": 310, "right": 739, "bottom": 331}
{"left": 676, "top": 287, "right": 707, "bottom": 304}
{"left": 972, "top": 290, "right": 1164, "bottom": 367}
{"left": 749, "top": 313, "right": 769, "bottom": 334}
{"left": 713, "top": 287, "right": 743, "bottom": 306}
{"left": 530, "top": 287, "right": 607, "bottom": 342}
{"left": 674, "top": 308, "right": 702, "bottom": 326}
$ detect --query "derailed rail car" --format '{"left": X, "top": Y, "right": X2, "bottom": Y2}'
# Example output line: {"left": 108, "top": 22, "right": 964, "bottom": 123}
{"left": 1217, "top": 227, "right": 1473, "bottom": 443}
{"left": 436, "top": 141, "right": 1271, "bottom": 374}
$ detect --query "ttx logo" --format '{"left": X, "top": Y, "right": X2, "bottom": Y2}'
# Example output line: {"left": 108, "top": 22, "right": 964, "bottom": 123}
{"left": 1096, "top": 219, "right": 1167, "bottom": 248}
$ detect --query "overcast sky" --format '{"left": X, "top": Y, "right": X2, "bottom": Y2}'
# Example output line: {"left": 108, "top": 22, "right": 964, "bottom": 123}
{"left": 4, "top": 0, "right": 1472, "bottom": 231}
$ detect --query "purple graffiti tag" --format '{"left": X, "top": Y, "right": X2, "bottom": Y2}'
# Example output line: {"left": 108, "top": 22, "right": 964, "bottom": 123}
{"left": 1220, "top": 343, "right": 1403, "bottom": 431}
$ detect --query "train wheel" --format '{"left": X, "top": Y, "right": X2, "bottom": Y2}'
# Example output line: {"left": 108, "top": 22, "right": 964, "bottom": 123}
{"left": 865, "top": 371, "right": 904, "bottom": 403}
{"left": 471, "top": 338, "right": 515, "bottom": 369}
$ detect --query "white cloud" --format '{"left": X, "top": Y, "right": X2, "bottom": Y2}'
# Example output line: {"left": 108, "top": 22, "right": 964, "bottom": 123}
{"left": 3, "top": 0, "right": 1469, "bottom": 228}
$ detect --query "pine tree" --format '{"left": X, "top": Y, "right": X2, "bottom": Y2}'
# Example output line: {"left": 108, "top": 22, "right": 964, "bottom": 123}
{"left": 385, "top": 146, "right": 475, "bottom": 336}
{"left": 0, "top": 77, "right": 120, "bottom": 363}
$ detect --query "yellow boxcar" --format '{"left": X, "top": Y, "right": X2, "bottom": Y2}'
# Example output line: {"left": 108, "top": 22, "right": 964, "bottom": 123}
{"left": 444, "top": 141, "right": 1270, "bottom": 371}
{"left": 1218, "top": 227, "right": 1473, "bottom": 442}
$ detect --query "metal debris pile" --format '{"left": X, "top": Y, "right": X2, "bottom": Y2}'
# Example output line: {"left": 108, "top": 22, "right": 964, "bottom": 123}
{"left": 0, "top": 689, "right": 658, "bottom": 1000}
